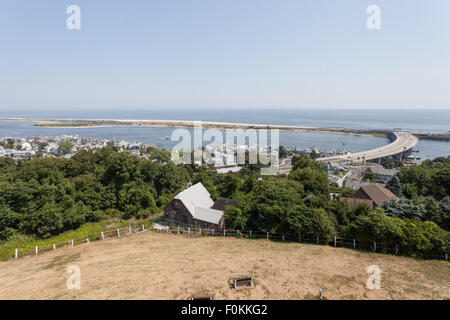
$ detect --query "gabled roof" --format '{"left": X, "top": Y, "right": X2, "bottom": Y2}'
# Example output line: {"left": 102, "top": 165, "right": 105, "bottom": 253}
{"left": 193, "top": 205, "right": 224, "bottom": 225}
{"left": 174, "top": 182, "right": 214, "bottom": 215}
{"left": 358, "top": 184, "right": 398, "bottom": 207}
{"left": 174, "top": 182, "right": 223, "bottom": 225}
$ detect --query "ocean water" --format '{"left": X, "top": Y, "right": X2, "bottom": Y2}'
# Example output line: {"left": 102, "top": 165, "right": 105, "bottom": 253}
{"left": 0, "top": 120, "right": 389, "bottom": 154}
{"left": 2, "top": 109, "right": 449, "bottom": 132}
{"left": 0, "top": 109, "right": 449, "bottom": 160}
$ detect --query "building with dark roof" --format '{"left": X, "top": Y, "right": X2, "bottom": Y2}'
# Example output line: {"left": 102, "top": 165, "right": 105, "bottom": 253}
{"left": 211, "top": 198, "right": 238, "bottom": 211}
{"left": 340, "top": 184, "right": 399, "bottom": 210}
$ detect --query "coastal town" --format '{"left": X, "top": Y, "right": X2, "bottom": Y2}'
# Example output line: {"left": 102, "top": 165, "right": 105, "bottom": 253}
{"left": 0, "top": 135, "right": 404, "bottom": 192}
{"left": 0, "top": 136, "right": 156, "bottom": 160}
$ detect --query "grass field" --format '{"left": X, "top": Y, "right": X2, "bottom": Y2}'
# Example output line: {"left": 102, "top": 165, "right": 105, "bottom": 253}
{"left": 0, "top": 231, "right": 449, "bottom": 300}
{"left": 0, "top": 218, "right": 153, "bottom": 261}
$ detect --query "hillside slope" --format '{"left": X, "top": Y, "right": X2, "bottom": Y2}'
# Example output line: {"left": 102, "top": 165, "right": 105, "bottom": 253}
{"left": 0, "top": 232, "right": 449, "bottom": 300}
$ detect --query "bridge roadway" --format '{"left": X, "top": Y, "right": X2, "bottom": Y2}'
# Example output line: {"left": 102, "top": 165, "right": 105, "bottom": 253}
{"left": 316, "top": 131, "right": 419, "bottom": 164}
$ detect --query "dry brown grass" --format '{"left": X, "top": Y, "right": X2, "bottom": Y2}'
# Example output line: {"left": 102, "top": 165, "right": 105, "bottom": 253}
{"left": 0, "top": 231, "right": 449, "bottom": 300}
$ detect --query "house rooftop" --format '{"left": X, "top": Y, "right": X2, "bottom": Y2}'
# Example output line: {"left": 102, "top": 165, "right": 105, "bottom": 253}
{"left": 211, "top": 198, "right": 238, "bottom": 211}
{"left": 358, "top": 184, "right": 399, "bottom": 207}
{"left": 174, "top": 182, "right": 223, "bottom": 225}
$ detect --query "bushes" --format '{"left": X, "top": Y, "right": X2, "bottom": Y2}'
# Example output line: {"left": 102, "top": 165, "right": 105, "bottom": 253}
{"left": 0, "top": 148, "right": 448, "bottom": 260}
{"left": 348, "top": 212, "right": 449, "bottom": 258}
{"left": 280, "top": 206, "right": 336, "bottom": 240}
{"left": 394, "top": 156, "right": 450, "bottom": 200}
{"left": 381, "top": 199, "right": 425, "bottom": 220}
{"left": 0, "top": 147, "right": 192, "bottom": 242}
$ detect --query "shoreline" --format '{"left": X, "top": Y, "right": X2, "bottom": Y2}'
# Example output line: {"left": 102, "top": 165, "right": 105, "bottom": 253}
{"left": 0, "top": 117, "right": 388, "bottom": 138}
{"left": 1, "top": 117, "right": 449, "bottom": 141}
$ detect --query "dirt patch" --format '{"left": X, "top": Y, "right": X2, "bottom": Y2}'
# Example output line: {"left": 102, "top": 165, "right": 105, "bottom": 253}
{"left": 0, "top": 232, "right": 449, "bottom": 300}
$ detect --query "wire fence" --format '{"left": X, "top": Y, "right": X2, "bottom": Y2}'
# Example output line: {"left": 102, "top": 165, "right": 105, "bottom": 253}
{"left": 156, "top": 219, "right": 450, "bottom": 262}
{"left": 11, "top": 220, "right": 449, "bottom": 262}
{"left": 12, "top": 224, "right": 149, "bottom": 260}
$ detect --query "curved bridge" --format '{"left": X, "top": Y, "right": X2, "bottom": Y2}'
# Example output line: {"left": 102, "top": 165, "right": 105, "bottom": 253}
{"left": 317, "top": 131, "right": 419, "bottom": 164}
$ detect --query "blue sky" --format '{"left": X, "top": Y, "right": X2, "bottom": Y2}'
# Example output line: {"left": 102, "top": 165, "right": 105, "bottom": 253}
{"left": 0, "top": 0, "right": 449, "bottom": 111}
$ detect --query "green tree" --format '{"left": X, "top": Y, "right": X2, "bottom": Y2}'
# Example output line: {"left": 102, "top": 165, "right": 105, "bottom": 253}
{"left": 289, "top": 167, "right": 329, "bottom": 195}
{"left": 58, "top": 141, "right": 73, "bottom": 155}
{"left": 386, "top": 174, "right": 402, "bottom": 196}
{"left": 381, "top": 199, "right": 425, "bottom": 220}
{"left": 224, "top": 206, "right": 247, "bottom": 230}
{"left": 217, "top": 174, "right": 241, "bottom": 198}
{"left": 362, "top": 168, "right": 376, "bottom": 182}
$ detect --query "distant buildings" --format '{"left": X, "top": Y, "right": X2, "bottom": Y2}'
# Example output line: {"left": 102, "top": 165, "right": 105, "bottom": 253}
{"left": 0, "top": 136, "right": 157, "bottom": 161}
{"left": 370, "top": 167, "right": 398, "bottom": 181}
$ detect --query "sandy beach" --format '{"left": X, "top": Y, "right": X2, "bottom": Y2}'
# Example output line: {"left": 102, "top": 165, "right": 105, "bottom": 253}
{"left": 0, "top": 117, "right": 387, "bottom": 137}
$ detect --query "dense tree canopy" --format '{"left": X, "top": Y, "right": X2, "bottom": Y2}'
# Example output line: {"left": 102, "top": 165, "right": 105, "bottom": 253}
{"left": 386, "top": 156, "right": 450, "bottom": 232}
{"left": 0, "top": 149, "right": 448, "bottom": 258}
{"left": 0, "top": 148, "right": 190, "bottom": 239}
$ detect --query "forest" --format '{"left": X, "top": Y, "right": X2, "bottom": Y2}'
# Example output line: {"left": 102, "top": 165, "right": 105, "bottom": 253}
{"left": 0, "top": 147, "right": 449, "bottom": 259}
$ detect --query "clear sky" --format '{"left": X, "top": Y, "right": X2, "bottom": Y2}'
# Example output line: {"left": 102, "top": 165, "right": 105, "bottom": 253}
{"left": 0, "top": 0, "right": 449, "bottom": 111}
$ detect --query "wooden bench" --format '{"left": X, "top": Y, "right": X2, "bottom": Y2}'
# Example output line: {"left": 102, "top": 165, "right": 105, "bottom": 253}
{"left": 233, "top": 277, "right": 254, "bottom": 289}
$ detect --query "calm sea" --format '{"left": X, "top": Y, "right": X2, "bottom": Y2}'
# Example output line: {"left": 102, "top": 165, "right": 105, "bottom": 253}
{"left": 0, "top": 109, "right": 449, "bottom": 161}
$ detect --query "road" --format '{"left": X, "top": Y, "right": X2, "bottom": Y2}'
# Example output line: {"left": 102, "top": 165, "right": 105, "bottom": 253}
{"left": 317, "top": 131, "right": 418, "bottom": 164}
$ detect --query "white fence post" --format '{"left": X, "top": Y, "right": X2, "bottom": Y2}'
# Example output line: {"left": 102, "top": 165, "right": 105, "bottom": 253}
{"left": 188, "top": 227, "right": 190, "bottom": 236}
{"left": 353, "top": 239, "right": 356, "bottom": 249}
{"left": 117, "top": 229, "right": 120, "bottom": 237}
{"left": 142, "top": 224, "right": 145, "bottom": 232}
{"left": 212, "top": 228, "right": 214, "bottom": 236}
{"left": 71, "top": 240, "right": 74, "bottom": 246}
{"left": 15, "top": 248, "right": 18, "bottom": 259}
{"left": 35, "top": 246, "right": 38, "bottom": 255}
{"left": 177, "top": 226, "right": 180, "bottom": 235}
{"left": 282, "top": 234, "right": 285, "bottom": 241}
{"left": 86, "top": 238, "right": 89, "bottom": 243}
{"left": 266, "top": 232, "right": 269, "bottom": 239}
{"left": 445, "top": 253, "right": 448, "bottom": 261}
{"left": 53, "top": 244, "right": 56, "bottom": 250}
{"left": 199, "top": 228, "right": 201, "bottom": 235}
{"left": 101, "top": 232, "right": 105, "bottom": 240}
{"left": 334, "top": 237, "right": 337, "bottom": 247}
{"left": 250, "top": 230, "right": 252, "bottom": 238}
{"left": 316, "top": 237, "right": 319, "bottom": 245}
{"left": 224, "top": 229, "right": 226, "bottom": 237}
{"left": 129, "top": 226, "right": 132, "bottom": 234}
